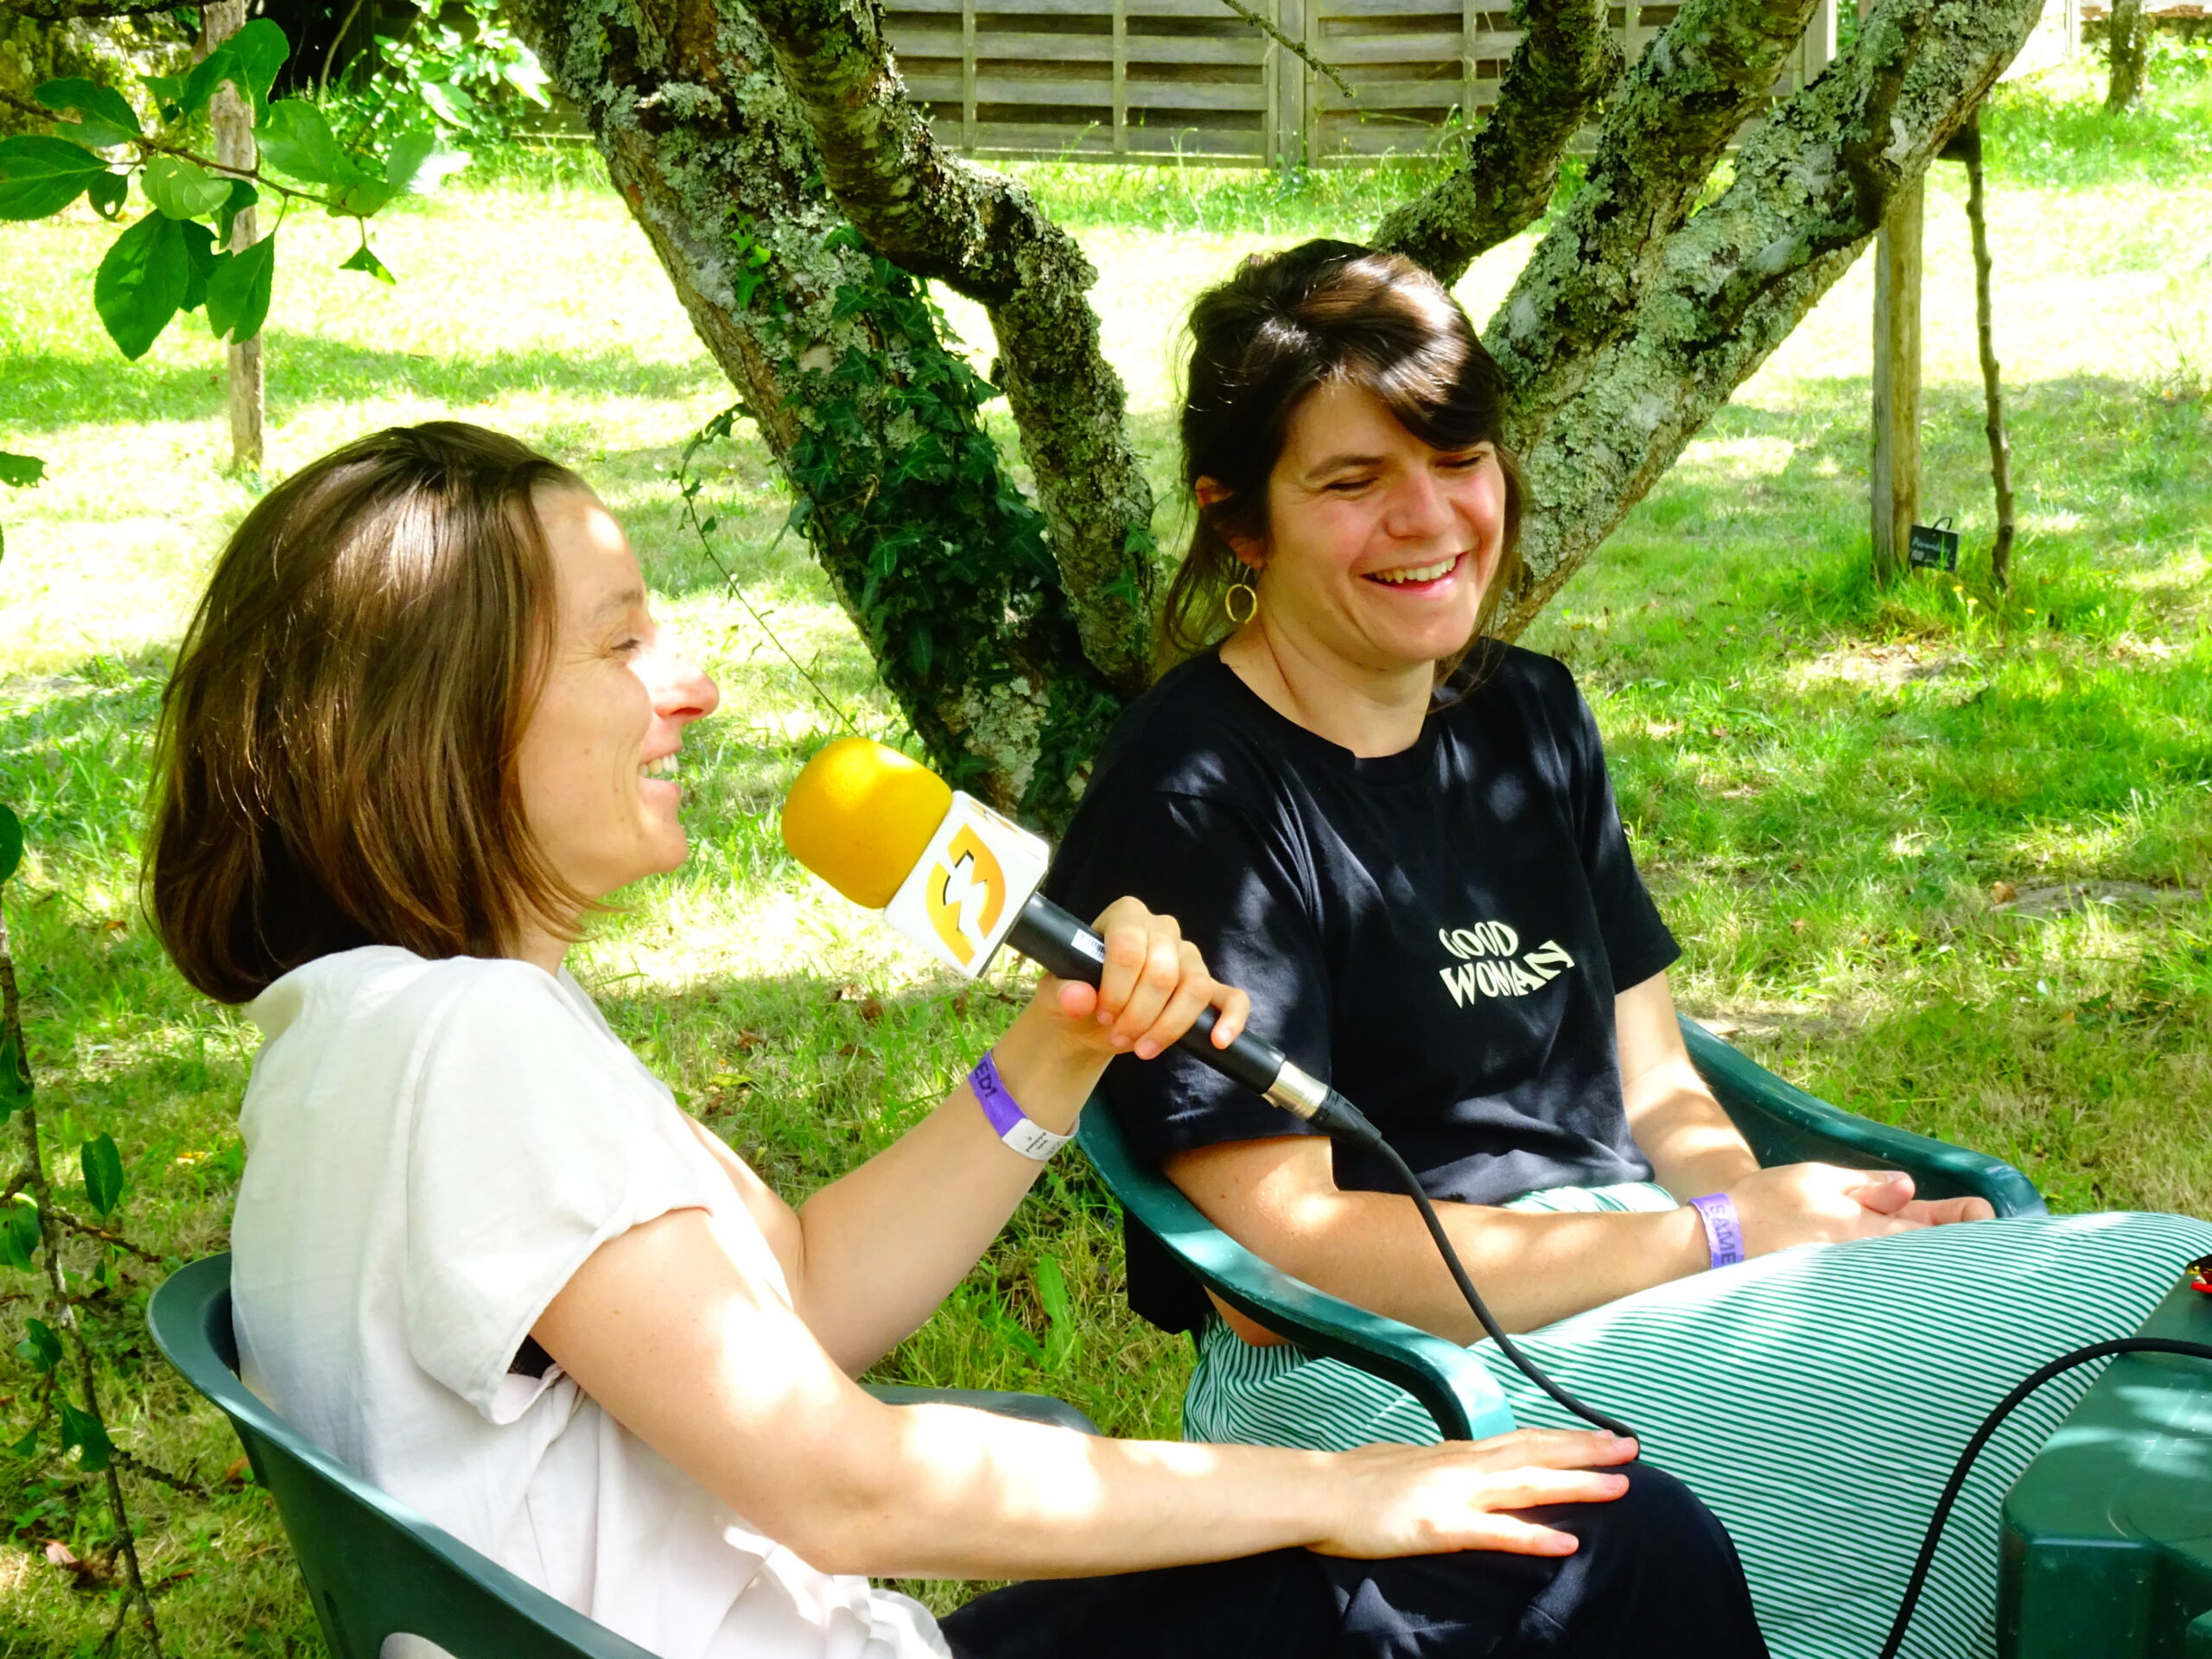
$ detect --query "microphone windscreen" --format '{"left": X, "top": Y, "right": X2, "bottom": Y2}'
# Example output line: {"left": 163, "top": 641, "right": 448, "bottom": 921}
{"left": 780, "top": 737, "right": 953, "bottom": 909}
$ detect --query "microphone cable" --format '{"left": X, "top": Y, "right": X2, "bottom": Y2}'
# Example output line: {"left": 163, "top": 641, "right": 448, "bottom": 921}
{"left": 1872, "top": 1335, "right": 2212, "bottom": 1659}
{"left": 1304, "top": 1087, "right": 1635, "bottom": 1439}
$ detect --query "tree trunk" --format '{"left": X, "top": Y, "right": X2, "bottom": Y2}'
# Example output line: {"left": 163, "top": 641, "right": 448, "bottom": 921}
{"left": 506, "top": 0, "right": 1125, "bottom": 825}
{"left": 524, "top": 0, "right": 2048, "bottom": 789}
{"left": 2107, "top": 0, "right": 2147, "bottom": 113}
{"left": 200, "top": 0, "right": 264, "bottom": 471}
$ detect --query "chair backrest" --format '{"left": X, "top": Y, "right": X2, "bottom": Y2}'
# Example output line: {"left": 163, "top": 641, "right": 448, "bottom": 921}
{"left": 1074, "top": 1108, "right": 1515, "bottom": 1440}
{"left": 145, "top": 1255, "right": 658, "bottom": 1659}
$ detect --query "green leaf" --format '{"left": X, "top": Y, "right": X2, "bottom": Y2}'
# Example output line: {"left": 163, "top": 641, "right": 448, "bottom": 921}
{"left": 93, "top": 210, "right": 189, "bottom": 359}
{"left": 16, "top": 1319, "right": 60, "bottom": 1374}
{"left": 216, "top": 178, "right": 257, "bottom": 245}
{"left": 142, "top": 155, "right": 231, "bottom": 220}
{"left": 0, "top": 1194, "right": 37, "bottom": 1266}
{"left": 86, "top": 170, "right": 127, "bottom": 220}
{"left": 256, "top": 99, "right": 344, "bottom": 186}
{"left": 6, "top": 1427, "right": 34, "bottom": 1460}
{"left": 206, "top": 232, "right": 274, "bottom": 343}
{"left": 0, "top": 454, "right": 42, "bottom": 491}
{"left": 176, "top": 45, "right": 238, "bottom": 123}
{"left": 177, "top": 218, "right": 217, "bottom": 313}
{"left": 0, "top": 136, "right": 107, "bottom": 220}
{"left": 340, "top": 242, "right": 395, "bottom": 284}
{"left": 229, "top": 19, "right": 289, "bottom": 122}
{"left": 34, "top": 79, "right": 143, "bottom": 150}
{"left": 58, "top": 1399, "right": 111, "bottom": 1472}
{"left": 384, "top": 128, "right": 471, "bottom": 200}
{"left": 142, "top": 72, "right": 188, "bottom": 115}
{"left": 81, "top": 1133, "right": 124, "bottom": 1220}
{"left": 336, "top": 179, "right": 394, "bottom": 218}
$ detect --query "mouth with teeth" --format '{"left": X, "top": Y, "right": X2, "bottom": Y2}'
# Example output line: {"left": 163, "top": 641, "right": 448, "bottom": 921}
{"left": 1363, "top": 553, "right": 1464, "bottom": 589}
{"left": 640, "top": 753, "right": 679, "bottom": 781}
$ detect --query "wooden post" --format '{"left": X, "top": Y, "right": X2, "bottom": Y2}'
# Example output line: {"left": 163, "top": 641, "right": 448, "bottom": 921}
{"left": 1111, "top": 0, "right": 1127, "bottom": 155}
{"left": 200, "top": 0, "right": 264, "bottom": 470}
{"left": 1870, "top": 174, "right": 1922, "bottom": 587}
{"left": 961, "top": 0, "right": 977, "bottom": 156}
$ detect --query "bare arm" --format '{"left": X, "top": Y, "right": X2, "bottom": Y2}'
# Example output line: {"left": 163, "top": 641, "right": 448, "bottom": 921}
{"left": 1614, "top": 971, "right": 1759, "bottom": 1198}
{"left": 687, "top": 899, "right": 1252, "bottom": 1374}
{"left": 1169, "top": 970, "right": 1990, "bottom": 1344}
{"left": 534, "top": 1205, "right": 1638, "bottom": 1580}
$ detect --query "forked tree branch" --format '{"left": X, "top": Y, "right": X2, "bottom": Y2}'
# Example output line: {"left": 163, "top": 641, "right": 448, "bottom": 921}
{"left": 1484, "top": 0, "right": 1821, "bottom": 447}
{"left": 1371, "top": 0, "right": 1618, "bottom": 287}
{"left": 1492, "top": 0, "right": 2042, "bottom": 637}
{"left": 736, "top": 0, "right": 1158, "bottom": 690}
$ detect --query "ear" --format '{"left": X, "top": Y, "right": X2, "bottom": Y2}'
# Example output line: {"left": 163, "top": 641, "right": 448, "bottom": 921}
{"left": 1194, "top": 477, "right": 1266, "bottom": 569}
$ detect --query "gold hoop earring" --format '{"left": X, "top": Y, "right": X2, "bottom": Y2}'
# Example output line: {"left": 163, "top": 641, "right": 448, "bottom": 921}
{"left": 1224, "top": 581, "right": 1260, "bottom": 626}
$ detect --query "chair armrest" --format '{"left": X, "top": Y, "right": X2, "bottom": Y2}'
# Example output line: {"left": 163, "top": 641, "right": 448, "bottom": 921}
{"left": 1076, "top": 1104, "right": 1514, "bottom": 1443}
{"left": 863, "top": 1384, "right": 1101, "bottom": 1435}
{"left": 1679, "top": 1015, "right": 2046, "bottom": 1217}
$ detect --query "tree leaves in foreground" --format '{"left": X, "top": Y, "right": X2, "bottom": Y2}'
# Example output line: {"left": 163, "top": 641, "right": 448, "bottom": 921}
{"left": 0, "top": 16, "right": 467, "bottom": 361}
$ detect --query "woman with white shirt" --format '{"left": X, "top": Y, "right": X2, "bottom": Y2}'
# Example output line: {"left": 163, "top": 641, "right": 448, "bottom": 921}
{"left": 145, "top": 420, "right": 1768, "bottom": 1659}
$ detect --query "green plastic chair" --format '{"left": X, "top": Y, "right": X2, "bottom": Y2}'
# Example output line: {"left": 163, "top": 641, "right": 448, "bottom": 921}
{"left": 1076, "top": 1014, "right": 2048, "bottom": 1442}
{"left": 147, "top": 1253, "right": 1098, "bottom": 1659}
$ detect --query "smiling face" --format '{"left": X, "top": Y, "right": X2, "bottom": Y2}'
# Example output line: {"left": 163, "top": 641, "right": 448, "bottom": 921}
{"left": 515, "top": 489, "right": 719, "bottom": 913}
{"left": 1235, "top": 378, "right": 1508, "bottom": 679}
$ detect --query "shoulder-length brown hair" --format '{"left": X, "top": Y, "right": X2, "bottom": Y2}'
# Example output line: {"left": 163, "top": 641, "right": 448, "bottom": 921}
{"left": 1158, "top": 238, "right": 1523, "bottom": 680}
{"left": 149, "top": 422, "right": 589, "bottom": 1004}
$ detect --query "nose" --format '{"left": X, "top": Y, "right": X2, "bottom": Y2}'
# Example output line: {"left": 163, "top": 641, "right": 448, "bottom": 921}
{"left": 1386, "top": 466, "right": 1454, "bottom": 543}
{"left": 647, "top": 635, "right": 721, "bottom": 728}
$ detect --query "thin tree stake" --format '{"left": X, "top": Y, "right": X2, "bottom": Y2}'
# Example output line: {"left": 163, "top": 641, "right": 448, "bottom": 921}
{"left": 1959, "top": 112, "right": 2015, "bottom": 590}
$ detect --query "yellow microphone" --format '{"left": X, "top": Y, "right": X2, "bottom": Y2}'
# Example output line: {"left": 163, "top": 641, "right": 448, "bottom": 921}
{"left": 779, "top": 736, "right": 1337, "bottom": 1119}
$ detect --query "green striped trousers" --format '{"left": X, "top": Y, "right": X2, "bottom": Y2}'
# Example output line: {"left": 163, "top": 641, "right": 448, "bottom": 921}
{"left": 1183, "top": 1186, "right": 2212, "bottom": 1659}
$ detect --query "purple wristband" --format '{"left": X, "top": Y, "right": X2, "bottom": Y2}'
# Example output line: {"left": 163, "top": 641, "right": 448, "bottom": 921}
{"left": 1689, "top": 1192, "right": 1745, "bottom": 1268}
{"left": 968, "top": 1052, "right": 1072, "bottom": 1160}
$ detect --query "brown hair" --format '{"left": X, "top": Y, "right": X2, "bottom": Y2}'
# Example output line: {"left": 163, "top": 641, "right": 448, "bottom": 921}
{"left": 1158, "top": 238, "right": 1523, "bottom": 676}
{"left": 148, "top": 422, "right": 590, "bottom": 1004}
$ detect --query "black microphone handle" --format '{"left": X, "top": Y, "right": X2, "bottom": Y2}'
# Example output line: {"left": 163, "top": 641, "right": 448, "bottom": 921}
{"left": 1006, "top": 891, "right": 1289, "bottom": 1096}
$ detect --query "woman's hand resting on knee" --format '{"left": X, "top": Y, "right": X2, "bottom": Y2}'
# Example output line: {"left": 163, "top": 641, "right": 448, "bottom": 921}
{"left": 1312, "top": 1429, "right": 1640, "bottom": 1559}
{"left": 1726, "top": 1163, "right": 1994, "bottom": 1258}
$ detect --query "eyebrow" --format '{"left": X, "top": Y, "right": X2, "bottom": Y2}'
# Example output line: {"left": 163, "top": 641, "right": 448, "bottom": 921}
{"left": 1300, "top": 452, "right": 1385, "bottom": 481}
{"left": 587, "top": 585, "right": 646, "bottom": 622}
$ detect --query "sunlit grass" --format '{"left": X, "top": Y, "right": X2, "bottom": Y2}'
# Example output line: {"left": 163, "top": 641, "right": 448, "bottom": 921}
{"left": 1, "top": 52, "right": 2209, "bottom": 1652}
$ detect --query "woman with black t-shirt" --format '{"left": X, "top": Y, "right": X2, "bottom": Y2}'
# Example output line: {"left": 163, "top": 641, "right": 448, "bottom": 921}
{"left": 1045, "top": 240, "right": 2212, "bottom": 1659}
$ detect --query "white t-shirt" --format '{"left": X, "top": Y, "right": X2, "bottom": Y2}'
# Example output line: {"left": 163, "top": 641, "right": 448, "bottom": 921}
{"left": 232, "top": 945, "right": 950, "bottom": 1659}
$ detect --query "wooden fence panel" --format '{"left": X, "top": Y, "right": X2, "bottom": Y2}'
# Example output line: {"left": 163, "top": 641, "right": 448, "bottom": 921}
{"left": 882, "top": 0, "right": 1839, "bottom": 165}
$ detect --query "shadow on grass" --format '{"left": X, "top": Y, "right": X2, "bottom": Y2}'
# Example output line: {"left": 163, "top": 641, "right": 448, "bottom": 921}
{"left": 2, "top": 335, "right": 728, "bottom": 432}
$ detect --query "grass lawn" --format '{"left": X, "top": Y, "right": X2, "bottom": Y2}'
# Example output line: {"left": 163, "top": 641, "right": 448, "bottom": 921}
{"left": 1, "top": 50, "right": 2209, "bottom": 1653}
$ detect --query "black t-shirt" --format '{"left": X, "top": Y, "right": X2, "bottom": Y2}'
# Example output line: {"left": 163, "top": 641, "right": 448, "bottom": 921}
{"left": 1045, "top": 647, "right": 1680, "bottom": 1334}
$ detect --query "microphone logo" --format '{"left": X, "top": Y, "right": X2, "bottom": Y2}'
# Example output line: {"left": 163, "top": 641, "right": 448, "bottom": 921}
{"left": 926, "top": 825, "right": 1008, "bottom": 968}
{"left": 884, "top": 793, "right": 1052, "bottom": 979}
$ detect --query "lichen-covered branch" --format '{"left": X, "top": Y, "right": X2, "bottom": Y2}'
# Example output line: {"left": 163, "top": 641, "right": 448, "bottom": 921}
{"left": 1370, "top": 0, "right": 1618, "bottom": 287}
{"left": 0, "top": 0, "right": 208, "bottom": 17}
{"left": 505, "top": 0, "right": 1124, "bottom": 823}
{"left": 1490, "top": 0, "right": 2044, "bottom": 636}
{"left": 1484, "top": 0, "right": 1820, "bottom": 445}
{"left": 734, "top": 0, "right": 1157, "bottom": 691}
